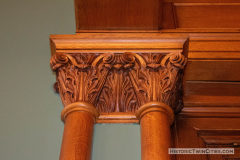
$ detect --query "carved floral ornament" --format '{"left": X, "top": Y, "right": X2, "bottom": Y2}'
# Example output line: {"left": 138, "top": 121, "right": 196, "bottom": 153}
{"left": 50, "top": 52, "right": 187, "bottom": 114}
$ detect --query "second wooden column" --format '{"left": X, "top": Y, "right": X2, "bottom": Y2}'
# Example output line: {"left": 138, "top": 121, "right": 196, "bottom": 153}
{"left": 136, "top": 101, "right": 174, "bottom": 160}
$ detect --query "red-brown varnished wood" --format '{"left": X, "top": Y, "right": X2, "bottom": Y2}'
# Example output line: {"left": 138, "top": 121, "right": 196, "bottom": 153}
{"left": 185, "top": 60, "right": 240, "bottom": 81}
{"left": 173, "top": 117, "right": 240, "bottom": 160}
{"left": 189, "top": 42, "right": 240, "bottom": 52}
{"left": 164, "top": 0, "right": 240, "bottom": 2}
{"left": 185, "top": 81, "right": 240, "bottom": 96}
{"left": 198, "top": 130, "right": 240, "bottom": 145}
{"left": 74, "top": 0, "right": 163, "bottom": 31}
{"left": 162, "top": 2, "right": 176, "bottom": 29}
{"left": 188, "top": 52, "right": 240, "bottom": 59}
{"left": 180, "top": 106, "right": 240, "bottom": 118}
{"left": 97, "top": 113, "right": 138, "bottom": 124}
{"left": 136, "top": 102, "right": 174, "bottom": 160}
{"left": 60, "top": 102, "right": 98, "bottom": 160}
{"left": 50, "top": 1, "right": 240, "bottom": 160}
{"left": 49, "top": 33, "right": 189, "bottom": 56}
{"left": 51, "top": 51, "right": 186, "bottom": 114}
{"left": 141, "top": 112, "right": 171, "bottom": 160}
{"left": 174, "top": 3, "right": 240, "bottom": 29}
{"left": 183, "top": 95, "right": 240, "bottom": 107}
{"left": 50, "top": 33, "right": 188, "bottom": 124}
{"left": 160, "top": 29, "right": 240, "bottom": 33}
{"left": 60, "top": 111, "right": 94, "bottom": 160}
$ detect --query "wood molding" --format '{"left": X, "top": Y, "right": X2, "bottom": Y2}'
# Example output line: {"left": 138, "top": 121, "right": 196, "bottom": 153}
{"left": 198, "top": 130, "right": 240, "bottom": 146}
{"left": 180, "top": 106, "right": 240, "bottom": 118}
{"left": 74, "top": 0, "right": 163, "bottom": 30}
{"left": 173, "top": 117, "right": 240, "bottom": 160}
{"left": 49, "top": 33, "right": 189, "bottom": 56}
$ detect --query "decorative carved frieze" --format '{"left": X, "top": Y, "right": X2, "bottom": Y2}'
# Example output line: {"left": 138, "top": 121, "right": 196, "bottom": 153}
{"left": 50, "top": 52, "right": 187, "bottom": 113}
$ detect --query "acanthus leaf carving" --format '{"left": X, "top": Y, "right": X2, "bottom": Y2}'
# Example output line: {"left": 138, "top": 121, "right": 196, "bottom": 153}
{"left": 50, "top": 52, "right": 187, "bottom": 113}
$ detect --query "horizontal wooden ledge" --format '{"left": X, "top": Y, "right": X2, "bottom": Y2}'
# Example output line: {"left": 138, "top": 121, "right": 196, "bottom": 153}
{"left": 160, "top": 29, "right": 240, "bottom": 33}
{"left": 183, "top": 95, "right": 240, "bottom": 107}
{"left": 76, "top": 30, "right": 240, "bottom": 33}
{"left": 56, "top": 49, "right": 183, "bottom": 53}
{"left": 188, "top": 52, "right": 240, "bottom": 59}
{"left": 198, "top": 130, "right": 240, "bottom": 136}
{"left": 174, "top": 3, "right": 240, "bottom": 6}
{"left": 50, "top": 33, "right": 188, "bottom": 40}
{"left": 164, "top": 0, "right": 240, "bottom": 2}
{"left": 76, "top": 29, "right": 240, "bottom": 33}
{"left": 189, "top": 33, "right": 240, "bottom": 39}
{"left": 50, "top": 33, "right": 189, "bottom": 56}
{"left": 180, "top": 106, "right": 240, "bottom": 118}
{"left": 197, "top": 130, "right": 240, "bottom": 145}
{"left": 76, "top": 30, "right": 161, "bottom": 33}
{"left": 95, "top": 95, "right": 240, "bottom": 122}
{"left": 97, "top": 106, "right": 240, "bottom": 123}
{"left": 97, "top": 114, "right": 138, "bottom": 124}
{"left": 187, "top": 59, "right": 240, "bottom": 62}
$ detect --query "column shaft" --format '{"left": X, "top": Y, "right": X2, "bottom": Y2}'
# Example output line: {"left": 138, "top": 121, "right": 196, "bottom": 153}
{"left": 59, "top": 102, "right": 98, "bottom": 160}
{"left": 136, "top": 102, "right": 174, "bottom": 160}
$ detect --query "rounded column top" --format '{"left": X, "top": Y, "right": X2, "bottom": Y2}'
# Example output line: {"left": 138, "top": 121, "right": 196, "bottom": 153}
{"left": 136, "top": 101, "right": 174, "bottom": 125}
{"left": 61, "top": 102, "right": 99, "bottom": 123}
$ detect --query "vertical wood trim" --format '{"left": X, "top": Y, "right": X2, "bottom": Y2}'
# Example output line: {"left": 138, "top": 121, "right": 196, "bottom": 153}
{"left": 158, "top": 0, "right": 164, "bottom": 29}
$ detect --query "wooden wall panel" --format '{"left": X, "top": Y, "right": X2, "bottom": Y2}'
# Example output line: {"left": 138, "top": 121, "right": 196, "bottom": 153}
{"left": 173, "top": 118, "right": 240, "bottom": 160}
{"left": 75, "top": 0, "right": 162, "bottom": 31}
{"left": 174, "top": 3, "right": 240, "bottom": 29}
{"left": 185, "top": 60, "right": 240, "bottom": 81}
{"left": 173, "top": 118, "right": 203, "bottom": 160}
{"left": 189, "top": 41, "right": 240, "bottom": 52}
{"left": 74, "top": 0, "right": 240, "bottom": 31}
{"left": 162, "top": 2, "right": 176, "bottom": 29}
{"left": 185, "top": 81, "right": 240, "bottom": 96}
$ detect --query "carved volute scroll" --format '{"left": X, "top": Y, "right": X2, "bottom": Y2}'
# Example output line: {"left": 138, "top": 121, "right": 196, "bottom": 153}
{"left": 50, "top": 52, "right": 187, "bottom": 114}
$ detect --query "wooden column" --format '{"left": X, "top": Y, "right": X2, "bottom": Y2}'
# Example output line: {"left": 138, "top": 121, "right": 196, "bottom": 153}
{"left": 50, "top": 33, "right": 188, "bottom": 159}
{"left": 59, "top": 102, "right": 99, "bottom": 160}
{"left": 136, "top": 101, "right": 174, "bottom": 160}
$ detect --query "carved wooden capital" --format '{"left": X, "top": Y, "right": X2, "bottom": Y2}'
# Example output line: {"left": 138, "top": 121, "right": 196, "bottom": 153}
{"left": 50, "top": 52, "right": 187, "bottom": 114}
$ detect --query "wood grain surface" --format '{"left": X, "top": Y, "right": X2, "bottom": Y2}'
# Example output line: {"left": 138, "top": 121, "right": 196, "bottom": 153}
{"left": 59, "top": 102, "right": 98, "bottom": 160}
{"left": 173, "top": 117, "right": 240, "bottom": 160}
{"left": 175, "top": 3, "right": 240, "bottom": 28}
{"left": 50, "top": 1, "right": 240, "bottom": 160}
{"left": 75, "top": 0, "right": 163, "bottom": 30}
{"left": 50, "top": 33, "right": 188, "bottom": 56}
{"left": 60, "top": 111, "right": 95, "bottom": 160}
{"left": 136, "top": 102, "right": 174, "bottom": 160}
